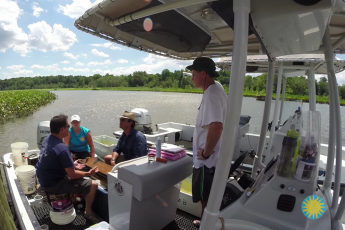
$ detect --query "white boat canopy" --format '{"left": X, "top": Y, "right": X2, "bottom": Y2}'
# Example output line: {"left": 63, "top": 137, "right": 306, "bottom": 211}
{"left": 217, "top": 54, "right": 345, "bottom": 76}
{"left": 74, "top": 0, "right": 345, "bottom": 60}
{"left": 75, "top": 1, "right": 345, "bottom": 230}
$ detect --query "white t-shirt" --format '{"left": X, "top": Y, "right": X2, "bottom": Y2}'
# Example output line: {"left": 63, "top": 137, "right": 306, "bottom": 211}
{"left": 193, "top": 81, "right": 227, "bottom": 169}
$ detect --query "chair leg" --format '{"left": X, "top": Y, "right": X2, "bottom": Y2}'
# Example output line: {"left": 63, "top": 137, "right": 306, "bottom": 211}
{"left": 45, "top": 191, "right": 52, "bottom": 207}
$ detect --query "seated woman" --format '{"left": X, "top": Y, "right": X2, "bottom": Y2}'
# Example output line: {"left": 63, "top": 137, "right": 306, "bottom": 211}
{"left": 64, "top": 115, "right": 95, "bottom": 159}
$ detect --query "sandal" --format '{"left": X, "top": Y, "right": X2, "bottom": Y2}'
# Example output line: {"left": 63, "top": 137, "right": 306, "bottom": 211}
{"left": 193, "top": 220, "right": 201, "bottom": 228}
{"left": 84, "top": 212, "right": 102, "bottom": 223}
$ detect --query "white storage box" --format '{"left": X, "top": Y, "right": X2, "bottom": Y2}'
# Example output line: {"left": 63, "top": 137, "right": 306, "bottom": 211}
{"left": 93, "top": 135, "right": 118, "bottom": 159}
{"left": 85, "top": 221, "right": 114, "bottom": 230}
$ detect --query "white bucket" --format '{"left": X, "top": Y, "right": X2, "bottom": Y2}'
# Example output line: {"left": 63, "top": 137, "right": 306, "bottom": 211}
{"left": 11, "top": 142, "right": 29, "bottom": 167}
{"left": 15, "top": 165, "right": 37, "bottom": 194}
{"left": 50, "top": 207, "right": 76, "bottom": 225}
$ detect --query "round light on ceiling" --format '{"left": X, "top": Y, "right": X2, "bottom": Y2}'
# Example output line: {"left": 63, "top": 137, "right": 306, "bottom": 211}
{"left": 201, "top": 8, "right": 220, "bottom": 21}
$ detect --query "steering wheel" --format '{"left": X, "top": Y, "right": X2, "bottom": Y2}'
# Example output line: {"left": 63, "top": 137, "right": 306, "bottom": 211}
{"left": 228, "top": 151, "right": 248, "bottom": 178}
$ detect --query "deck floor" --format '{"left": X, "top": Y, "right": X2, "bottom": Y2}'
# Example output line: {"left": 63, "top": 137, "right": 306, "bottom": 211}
{"left": 31, "top": 203, "right": 198, "bottom": 230}
{"left": 28, "top": 190, "right": 198, "bottom": 230}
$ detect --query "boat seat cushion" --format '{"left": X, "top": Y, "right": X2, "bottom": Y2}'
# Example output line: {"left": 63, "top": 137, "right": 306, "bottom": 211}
{"left": 240, "top": 115, "right": 251, "bottom": 125}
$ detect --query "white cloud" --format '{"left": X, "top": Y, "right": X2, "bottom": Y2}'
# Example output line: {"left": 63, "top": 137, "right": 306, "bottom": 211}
{"left": 62, "top": 67, "right": 90, "bottom": 73}
{"left": 92, "top": 54, "right": 190, "bottom": 75}
{"left": 31, "top": 64, "right": 60, "bottom": 72}
{"left": 3, "top": 65, "right": 39, "bottom": 78}
{"left": 92, "top": 69, "right": 105, "bottom": 73}
{"left": 0, "top": 1, "right": 28, "bottom": 53}
{"left": 63, "top": 52, "right": 77, "bottom": 60}
{"left": 31, "top": 65, "right": 44, "bottom": 69}
{"left": 6, "top": 65, "right": 24, "bottom": 70}
{"left": 91, "top": 49, "right": 109, "bottom": 57}
{"left": 117, "top": 59, "right": 128, "bottom": 64}
{"left": 0, "top": 1, "right": 77, "bottom": 56}
{"left": 61, "top": 60, "right": 69, "bottom": 64}
{"left": 57, "top": 0, "right": 93, "bottom": 19}
{"left": 336, "top": 72, "right": 345, "bottom": 85}
{"left": 76, "top": 62, "right": 84, "bottom": 66}
{"left": 90, "top": 43, "right": 123, "bottom": 50}
{"left": 315, "top": 72, "right": 345, "bottom": 85}
{"left": 26, "top": 21, "right": 77, "bottom": 52}
{"left": 3, "top": 69, "right": 36, "bottom": 78}
{"left": 32, "top": 2, "right": 44, "bottom": 17}
{"left": 88, "top": 59, "right": 112, "bottom": 66}
{"left": 63, "top": 52, "right": 87, "bottom": 60}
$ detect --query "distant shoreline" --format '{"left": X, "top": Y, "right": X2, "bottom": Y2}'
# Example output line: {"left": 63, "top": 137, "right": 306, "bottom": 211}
{"left": 38, "top": 87, "right": 344, "bottom": 106}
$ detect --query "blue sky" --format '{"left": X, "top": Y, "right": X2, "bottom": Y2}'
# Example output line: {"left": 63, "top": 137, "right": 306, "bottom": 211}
{"left": 0, "top": 0, "right": 345, "bottom": 83}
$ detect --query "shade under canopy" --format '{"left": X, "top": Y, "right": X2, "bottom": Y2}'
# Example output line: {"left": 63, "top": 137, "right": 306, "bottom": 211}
{"left": 216, "top": 54, "right": 345, "bottom": 76}
{"left": 74, "top": 0, "right": 345, "bottom": 60}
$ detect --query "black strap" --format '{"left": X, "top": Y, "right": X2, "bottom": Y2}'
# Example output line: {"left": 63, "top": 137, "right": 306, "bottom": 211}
{"left": 201, "top": 150, "right": 209, "bottom": 159}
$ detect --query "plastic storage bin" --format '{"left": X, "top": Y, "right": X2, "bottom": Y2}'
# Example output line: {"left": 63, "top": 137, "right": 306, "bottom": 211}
{"left": 93, "top": 135, "right": 118, "bottom": 159}
{"left": 85, "top": 221, "right": 114, "bottom": 229}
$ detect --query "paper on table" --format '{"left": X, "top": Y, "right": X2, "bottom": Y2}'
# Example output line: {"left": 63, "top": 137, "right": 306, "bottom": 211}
{"left": 160, "top": 143, "right": 185, "bottom": 153}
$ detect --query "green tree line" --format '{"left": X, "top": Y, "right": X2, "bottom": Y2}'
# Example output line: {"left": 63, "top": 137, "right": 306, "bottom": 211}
{"left": 0, "top": 69, "right": 344, "bottom": 99}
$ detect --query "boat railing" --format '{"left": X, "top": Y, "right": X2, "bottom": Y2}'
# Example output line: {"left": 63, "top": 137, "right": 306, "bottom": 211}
{"left": 199, "top": 0, "right": 345, "bottom": 229}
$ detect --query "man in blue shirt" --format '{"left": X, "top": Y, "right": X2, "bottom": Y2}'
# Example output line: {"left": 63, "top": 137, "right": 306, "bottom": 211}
{"left": 104, "top": 111, "right": 148, "bottom": 166}
{"left": 36, "top": 114, "right": 100, "bottom": 223}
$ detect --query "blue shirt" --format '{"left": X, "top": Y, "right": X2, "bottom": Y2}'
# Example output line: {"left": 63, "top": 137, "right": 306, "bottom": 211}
{"left": 113, "top": 129, "right": 148, "bottom": 160}
{"left": 69, "top": 126, "right": 90, "bottom": 152}
{"left": 36, "top": 135, "right": 74, "bottom": 187}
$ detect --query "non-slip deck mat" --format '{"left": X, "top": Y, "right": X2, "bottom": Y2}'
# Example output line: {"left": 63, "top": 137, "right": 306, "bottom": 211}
{"left": 31, "top": 202, "right": 95, "bottom": 230}
{"left": 31, "top": 201, "right": 198, "bottom": 230}
{"left": 243, "top": 154, "right": 254, "bottom": 165}
{"left": 29, "top": 182, "right": 199, "bottom": 229}
{"left": 162, "top": 209, "right": 199, "bottom": 230}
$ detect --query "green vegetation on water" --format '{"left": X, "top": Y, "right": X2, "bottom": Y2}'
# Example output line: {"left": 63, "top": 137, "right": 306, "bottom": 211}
{"left": 0, "top": 176, "right": 16, "bottom": 230}
{"left": 0, "top": 90, "right": 57, "bottom": 124}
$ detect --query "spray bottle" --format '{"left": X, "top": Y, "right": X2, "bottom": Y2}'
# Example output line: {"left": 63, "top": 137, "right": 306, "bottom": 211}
{"left": 288, "top": 125, "right": 300, "bottom": 177}
{"left": 156, "top": 137, "right": 161, "bottom": 158}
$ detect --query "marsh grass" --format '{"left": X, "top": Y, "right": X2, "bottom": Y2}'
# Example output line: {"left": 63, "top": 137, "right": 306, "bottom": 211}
{"left": 0, "top": 90, "right": 57, "bottom": 124}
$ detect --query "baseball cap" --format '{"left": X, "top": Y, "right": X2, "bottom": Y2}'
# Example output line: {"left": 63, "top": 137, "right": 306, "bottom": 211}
{"left": 186, "top": 57, "right": 219, "bottom": 78}
{"left": 119, "top": 111, "right": 135, "bottom": 122}
{"left": 71, "top": 115, "right": 81, "bottom": 122}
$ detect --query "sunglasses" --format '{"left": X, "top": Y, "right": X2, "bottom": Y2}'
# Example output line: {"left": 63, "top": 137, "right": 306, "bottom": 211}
{"left": 64, "top": 124, "right": 70, "bottom": 128}
{"left": 120, "top": 118, "right": 131, "bottom": 122}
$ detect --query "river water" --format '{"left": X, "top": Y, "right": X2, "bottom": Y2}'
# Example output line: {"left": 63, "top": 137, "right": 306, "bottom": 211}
{"left": 0, "top": 90, "right": 344, "bottom": 157}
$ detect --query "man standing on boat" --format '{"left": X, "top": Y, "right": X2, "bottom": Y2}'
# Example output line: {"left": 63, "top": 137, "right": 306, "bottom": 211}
{"left": 104, "top": 111, "right": 148, "bottom": 165}
{"left": 36, "top": 114, "right": 101, "bottom": 223}
{"left": 187, "top": 57, "right": 227, "bottom": 227}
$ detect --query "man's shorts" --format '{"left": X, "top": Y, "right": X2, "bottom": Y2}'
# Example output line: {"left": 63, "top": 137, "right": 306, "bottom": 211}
{"left": 44, "top": 177, "right": 92, "bottom": 197}
{"left": 192, "top": 166, "right": 215, "bottom": 203}
{"left": 71, "top": 151, "right": 91, "bottom": 160}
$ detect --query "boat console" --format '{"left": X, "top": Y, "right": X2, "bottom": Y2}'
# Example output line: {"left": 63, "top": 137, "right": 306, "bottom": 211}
{"left": 220, "top": 111, "right": 328, "bottom": 230}
{"left": 107, "top": 156, "right": 192, "bottom": 230}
